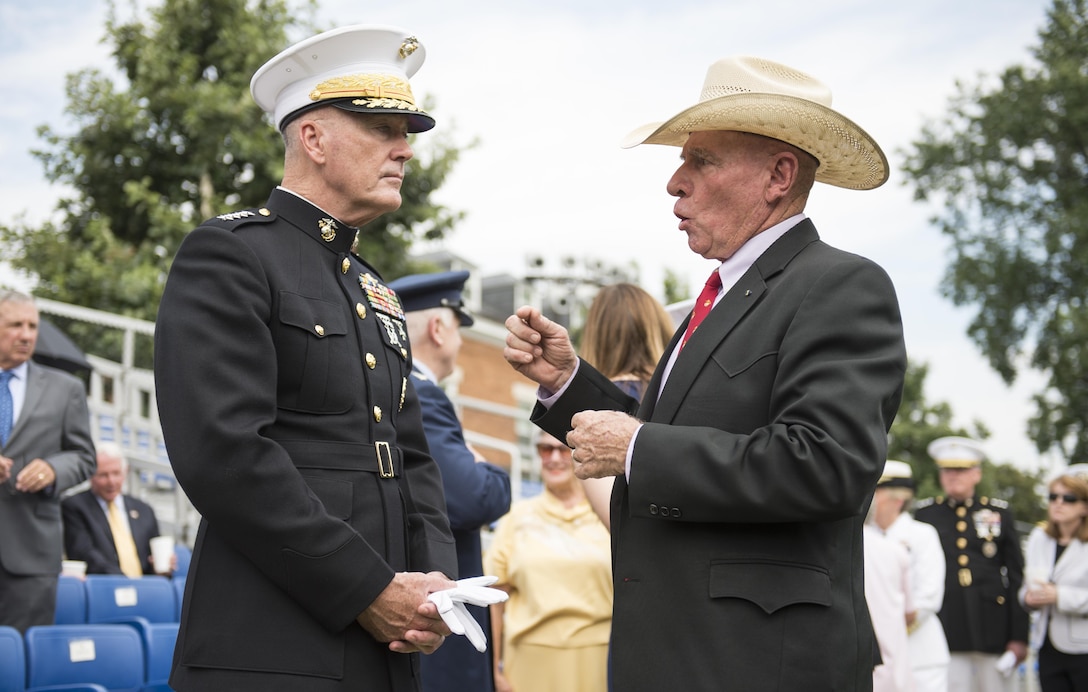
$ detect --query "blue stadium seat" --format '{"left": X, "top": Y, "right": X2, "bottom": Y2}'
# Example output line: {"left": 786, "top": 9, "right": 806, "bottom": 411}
{"left": 141, "top": 622, "right": 178, "bottom": 686}
{"left": 172, "top": 545, "right": 191, "bottom": 578}
{"left": 85, "top": 576, "right": 176, "bottom": 624}
{"left": 25, "top": 624, "right": 145, "bottom": 692}
{"left": 170, "top": 578, "right": 185, "bottom": 619}
{"left": 0, "top": 625, "right": 25, "bottom": 692}
{"left": 56, "top": 575, "right": 89, "bottom": 624}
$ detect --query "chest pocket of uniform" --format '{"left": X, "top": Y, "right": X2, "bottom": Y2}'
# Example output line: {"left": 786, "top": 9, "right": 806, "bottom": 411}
{"left": 276, "top": 291, "right": 352, "bottom": 413}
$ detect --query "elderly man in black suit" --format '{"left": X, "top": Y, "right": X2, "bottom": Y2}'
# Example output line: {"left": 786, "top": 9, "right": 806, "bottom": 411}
{"left": 154, "top": 25, "right": 457, "bottom": 692}
{"left": 62, "top": 442, "right": 172, "bottom": 577}
{"left": 0, "top": 290, "right": 96, "bottom": 632}
{"left": 504, "top": 56, "right": 907, "bottom": 691}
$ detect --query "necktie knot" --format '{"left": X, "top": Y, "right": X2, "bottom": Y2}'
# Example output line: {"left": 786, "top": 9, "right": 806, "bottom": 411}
{"left": 681, "top": 269, "right": 723, "bottom": 350}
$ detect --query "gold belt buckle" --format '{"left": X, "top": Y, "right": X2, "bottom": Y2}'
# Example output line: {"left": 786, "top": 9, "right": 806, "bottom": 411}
{"left": 376, "top": 441, "right": 395, "bottom": 478}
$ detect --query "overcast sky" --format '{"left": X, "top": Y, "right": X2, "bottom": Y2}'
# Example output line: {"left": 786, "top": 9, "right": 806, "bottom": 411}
{"left": 0, "top": 0, "right": 1059, "bottom": 472}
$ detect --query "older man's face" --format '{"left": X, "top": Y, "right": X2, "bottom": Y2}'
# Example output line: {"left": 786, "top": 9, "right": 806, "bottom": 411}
{"left": 666, "top": 130, "right": 778, "bottom": 262}
{"left": 91, "top": 453, "right": 126, "bottom": 503}
{"left": 0, "top": 300, "right": 38, "bottom": 370}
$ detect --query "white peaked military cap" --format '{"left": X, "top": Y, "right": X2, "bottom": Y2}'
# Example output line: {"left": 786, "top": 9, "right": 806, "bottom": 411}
{"left": 877, "top": 460, "right": 914, "bottom": 489}
{"left": 927, "top": 436, "right": 986, "bottom": 469}
{"left": 250, "top": 24, "right": 434, "bottom": 132}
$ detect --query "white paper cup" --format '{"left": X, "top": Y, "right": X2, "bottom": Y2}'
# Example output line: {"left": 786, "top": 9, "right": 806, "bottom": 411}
{"left": 61, "top": 560, "right": 87, "bottom": 578}
{"left": 150, "top": 535, "right": 175, "bottom": 573}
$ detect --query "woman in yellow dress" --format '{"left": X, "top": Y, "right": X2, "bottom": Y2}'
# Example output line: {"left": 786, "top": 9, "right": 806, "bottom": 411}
{"left": 485, "top": 430, "right": 612, "bottom": 692}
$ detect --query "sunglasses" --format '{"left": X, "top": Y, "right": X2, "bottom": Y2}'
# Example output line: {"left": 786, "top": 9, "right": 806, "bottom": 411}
{"left": 1048, "top": 492, "right": 1082, "bottom": 504}
{"left": 535, "top": 443, "right": 570, "bottom": 456}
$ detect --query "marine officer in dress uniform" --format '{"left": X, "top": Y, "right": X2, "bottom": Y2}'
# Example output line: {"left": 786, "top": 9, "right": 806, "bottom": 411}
{"left": 154, "top": 25, "right": 458, "bottom": 692}
{"left": 390, "top": 270, "right": 512, "bottom": 692}
{"left": 914, "top": 437, "right": 1029, "bottom": 692}
{"left": 873, "top": 460, "right": 950, "bottom": 692}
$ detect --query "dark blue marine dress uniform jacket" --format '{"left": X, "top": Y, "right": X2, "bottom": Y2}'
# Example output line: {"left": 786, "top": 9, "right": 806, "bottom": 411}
{"left": 412, "top": 367, "right": 511, "bottom": 692}
{"left": 154, "top": 188, "right": 457, "bottom": 692}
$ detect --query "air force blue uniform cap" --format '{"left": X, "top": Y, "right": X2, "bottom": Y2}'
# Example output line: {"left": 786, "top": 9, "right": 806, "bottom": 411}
{"left": 389, "top": 270, "right": 474, "bottom": 326}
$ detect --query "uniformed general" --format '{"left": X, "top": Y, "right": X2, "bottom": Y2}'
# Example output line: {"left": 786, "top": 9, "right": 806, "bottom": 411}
{"left": 873, "top": 460, "right": 950, "bottom": 692}
{"left": 154, "top": 25, "right": 458, "bottom": 692}
{"left": 914, "top": 436, "right": 1029, "bottom": 692}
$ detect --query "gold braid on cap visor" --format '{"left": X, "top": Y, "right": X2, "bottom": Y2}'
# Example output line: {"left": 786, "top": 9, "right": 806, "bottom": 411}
{"left": 309, "top": 73, "right": 425, "bottom": 113}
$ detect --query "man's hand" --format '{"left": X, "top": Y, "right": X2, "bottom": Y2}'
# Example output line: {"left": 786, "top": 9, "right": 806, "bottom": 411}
{"left": 0, "top": 456, "right": 12, "bottom": 485}
{"left": 15, "top": 458, "right": 54, "bottom": 493}
{"left": 567, "top": 410, "right": 641, "bottom": 479}
{"left": 1007, "top": 640, "right": 1028, "bottom": 665}
{"left": 504, "top": 306, "right": 577, "bottom": 393}
{"left": 356, "top": 571, "right": 456, "bottom": 654}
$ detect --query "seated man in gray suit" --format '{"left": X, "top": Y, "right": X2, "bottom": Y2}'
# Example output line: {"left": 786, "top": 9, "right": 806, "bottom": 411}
{"left": 63, "top": 442, "right": 174, "bottom": 577}
{"left": 0, "top": 290, "right": 96, "bottom": 632}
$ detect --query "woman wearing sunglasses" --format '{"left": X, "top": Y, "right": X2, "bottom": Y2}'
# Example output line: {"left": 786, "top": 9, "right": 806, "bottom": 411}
{"left": 1021, "top": 471, "right": 1088, "bottom": 690}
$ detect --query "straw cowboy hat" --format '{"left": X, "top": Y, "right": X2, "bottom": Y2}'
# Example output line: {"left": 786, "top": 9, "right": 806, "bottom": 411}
{"left": 621, "top": 56, "right": 888, "bottom": 190}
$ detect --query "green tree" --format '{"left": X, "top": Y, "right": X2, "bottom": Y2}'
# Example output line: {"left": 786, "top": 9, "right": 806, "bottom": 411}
{"left": 0, "top": 0, "right": 465, "bottom": 363}
{"left": 900, "top": 0, "right": 1088, "bottom": 462}
{"left": 663, "top": 268, "right": 690, "bottom": 306}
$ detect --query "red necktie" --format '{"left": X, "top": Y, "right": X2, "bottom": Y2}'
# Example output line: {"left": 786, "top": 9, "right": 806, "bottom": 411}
{"left": 681, "top": 269, "right": 723, "bottom": 350}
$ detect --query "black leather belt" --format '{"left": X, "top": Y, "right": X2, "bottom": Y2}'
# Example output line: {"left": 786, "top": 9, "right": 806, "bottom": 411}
{"left": 275, "top": 439, "right": 402, "bottom": 478}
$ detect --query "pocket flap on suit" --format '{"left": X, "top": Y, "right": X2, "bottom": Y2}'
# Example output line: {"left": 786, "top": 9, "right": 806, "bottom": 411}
{"left": 709, "top": 559, "right": 831, "bottom": 614}
{"left": 279, "top": 291, "right": 347, "bottom": 337}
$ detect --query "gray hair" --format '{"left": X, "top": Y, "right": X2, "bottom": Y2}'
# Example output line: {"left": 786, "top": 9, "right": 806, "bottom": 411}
{"left": 0, "top": 290, "right": 34, "bottom": 307}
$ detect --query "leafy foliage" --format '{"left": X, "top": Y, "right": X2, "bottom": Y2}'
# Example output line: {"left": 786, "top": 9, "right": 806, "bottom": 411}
{"left": 900, "top": 0, "right": 1088, "bottom": 462}
{"left": 0, "top": 0, "right": 467, "bottom": 361}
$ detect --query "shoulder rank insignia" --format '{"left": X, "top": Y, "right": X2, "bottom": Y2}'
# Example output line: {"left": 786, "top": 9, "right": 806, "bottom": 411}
{"left": 912, "top": 497, "right": 935, "bottom": 510}
{"left": 208, "top": 207, "right": 275, "bottom": 229}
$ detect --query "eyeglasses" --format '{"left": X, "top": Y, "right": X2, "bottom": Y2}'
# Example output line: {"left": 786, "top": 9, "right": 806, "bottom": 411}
{"left": 535, "top": 443, "right": 570, "bottom": 457}
{"left": 1048, "top": 492, "right": 1082, "bottom": 504}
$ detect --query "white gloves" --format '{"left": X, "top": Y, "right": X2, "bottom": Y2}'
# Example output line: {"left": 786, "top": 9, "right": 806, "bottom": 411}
{"left": 427, "top": 576, "right": 508, "bottom": 653}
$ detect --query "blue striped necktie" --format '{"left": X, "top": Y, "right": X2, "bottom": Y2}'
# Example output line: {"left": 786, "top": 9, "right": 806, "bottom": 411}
{"left": 0, "top": 371, "right": 13, "bottom": 447}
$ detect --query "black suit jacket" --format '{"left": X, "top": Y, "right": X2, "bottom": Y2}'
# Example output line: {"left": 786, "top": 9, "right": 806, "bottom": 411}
{"left": 536, "top": 220, "right": 907, "bottom": 692}
{"left": 154, "top": 189, "right": 457, "bottom": 691}
{"left": 62, "top": 491, "right": 161, "bottom": 575}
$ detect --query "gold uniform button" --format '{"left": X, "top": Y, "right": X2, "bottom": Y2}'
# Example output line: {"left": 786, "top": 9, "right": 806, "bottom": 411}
{"left": 401, "top": 347, "right": 408, "bottom": 359}
{"left": 958, "top": 555, "right": 969, "bottom": 567}
{"left": 956, "top": 506, "right": 967, "bottom": 517}
{"left": 956, "top": 521, "right": 967, "bottom": 532}
{"left": 997, "top": 595, "right": 1006, "bottom": 605}
{"left": 373, "top": 406, "right": 382, "bottom": 423}
{"left": 366, "top": 353, "right": 377, "bottom": 369}
{"left": 342, "top": 258, "right": 351, "bottom": 274}
{"left": 356, "top": 303, "right": 366, "bottom": 319}
{"left": 315, "top": 324, "right": 325, "bottom": 336}
{"left": 957, "top": 538, "right": 967, "bottom": 549}
{"left": 259, "top": 208, "right": 271, "bottom": 216}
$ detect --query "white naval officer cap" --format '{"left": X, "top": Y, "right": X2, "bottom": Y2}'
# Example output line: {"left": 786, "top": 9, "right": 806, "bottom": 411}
{"left": 250, "top": 24, "right": 434, "bottom": 133}
{"left": 927, "top": 436, "right": 986, "bottom": 469}
{"left": 877, "top": 460, "right": 914, "bottom": 489}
